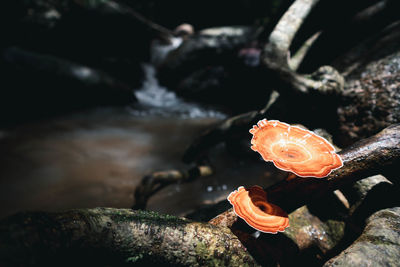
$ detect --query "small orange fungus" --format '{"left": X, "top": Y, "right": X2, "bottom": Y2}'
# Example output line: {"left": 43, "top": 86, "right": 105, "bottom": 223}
{"left": 250, "top": 119, "right": 343, "bottom": 178}
{"left": 228, "top": 186, "right": 289, "bottom": 234}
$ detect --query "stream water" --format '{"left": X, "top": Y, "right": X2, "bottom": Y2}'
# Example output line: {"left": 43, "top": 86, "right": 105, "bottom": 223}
{"left": 0, "top": 43, "right": 282, "bottom": 219}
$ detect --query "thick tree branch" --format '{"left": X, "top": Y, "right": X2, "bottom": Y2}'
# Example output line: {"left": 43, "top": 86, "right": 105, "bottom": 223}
{"left": 0, "top": 208, "right": 260, "bottom": 266}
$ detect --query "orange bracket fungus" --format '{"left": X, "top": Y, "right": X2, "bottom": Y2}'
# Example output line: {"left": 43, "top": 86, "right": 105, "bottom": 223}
{"left": 228, "top": 186, "right": 289, "bottom": 234}
{"left": 249, "top": 119, "right": 343, "bottom": 178}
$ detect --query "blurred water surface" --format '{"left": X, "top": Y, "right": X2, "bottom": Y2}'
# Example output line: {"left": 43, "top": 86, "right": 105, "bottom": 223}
{"left": 0, "top": 63, "right": 282, "bottom": 219}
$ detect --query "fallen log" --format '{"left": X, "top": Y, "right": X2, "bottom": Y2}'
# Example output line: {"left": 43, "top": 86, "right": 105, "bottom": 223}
{"left": 0, "top": 208, "right": 260, "bottom": 266}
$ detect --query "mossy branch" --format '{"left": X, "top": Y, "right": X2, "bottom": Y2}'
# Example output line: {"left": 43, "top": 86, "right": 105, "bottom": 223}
{"left": 0, "top": 208, "right": 260, "bottom": 266}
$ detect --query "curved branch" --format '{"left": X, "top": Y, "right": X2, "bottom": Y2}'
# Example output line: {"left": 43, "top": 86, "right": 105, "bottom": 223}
{"left": 289, "top": 31, "right": 321, "bottom": 71}
{"left": 264, "top": 0, "right": 320, "bottom": 66}
{"left": 262, "top": 0, "right": 344, "bottom": 96}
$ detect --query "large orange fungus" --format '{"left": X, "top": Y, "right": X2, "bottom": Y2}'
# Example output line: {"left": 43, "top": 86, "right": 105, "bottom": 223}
{"left": 228, "top": 186, "right": 289, "bottom": 233}
{"left": 250, "top": 119, "right": 343, "bottom": 178}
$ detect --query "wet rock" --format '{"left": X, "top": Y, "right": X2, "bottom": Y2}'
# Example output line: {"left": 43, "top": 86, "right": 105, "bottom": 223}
{"left": 157, "top": 26, "right": 271, "bottom": 113}
{"left": 158, "top": 26, "right": 256, "bottom": 80}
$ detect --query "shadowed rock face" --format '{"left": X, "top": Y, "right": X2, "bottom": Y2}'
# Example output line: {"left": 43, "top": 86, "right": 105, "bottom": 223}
{"left": 324, "top": 207, "right": 400, "bottom": 267}
{"left": 157, "top": 26, "right": 272, "bottom": 113}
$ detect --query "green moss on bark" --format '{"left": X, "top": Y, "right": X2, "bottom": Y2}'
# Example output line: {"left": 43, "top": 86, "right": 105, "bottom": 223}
{"left": 0, "top": 208, "right": 260, "bottom": 266}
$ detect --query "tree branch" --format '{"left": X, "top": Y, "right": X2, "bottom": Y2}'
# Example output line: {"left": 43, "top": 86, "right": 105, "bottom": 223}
{"left": 0, "top": 208, "right": 260, "bottom": 266}
{"left": 264, "top": 0, "right": 320, "bottom": 66}
{"left": 289, "top": 31, "right": 321, "bottom": 71}
{"left": 262, "top": 0, "right": 344, "bottom": 97}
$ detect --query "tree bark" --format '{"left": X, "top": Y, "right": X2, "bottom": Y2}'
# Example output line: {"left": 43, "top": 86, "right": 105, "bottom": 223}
{"left": 0, "top": 208, "right": 259, "bottom": 266}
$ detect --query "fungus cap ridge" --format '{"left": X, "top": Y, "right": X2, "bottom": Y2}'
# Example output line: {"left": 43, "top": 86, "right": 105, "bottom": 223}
{"left": 250, "top": 119, "right": 343, "bottom": 178}
{"left": 228, "top": 186, "right": 289, "bottom": 234}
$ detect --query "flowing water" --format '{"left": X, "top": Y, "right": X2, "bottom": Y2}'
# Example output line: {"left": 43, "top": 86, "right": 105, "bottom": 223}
{"left": 0, "top": 42, "right": 282, "bottom": 219}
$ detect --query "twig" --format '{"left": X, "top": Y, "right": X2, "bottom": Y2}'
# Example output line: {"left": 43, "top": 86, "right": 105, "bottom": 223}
{"left": 289, "top": 31, "right": 321, "bottom": 71}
